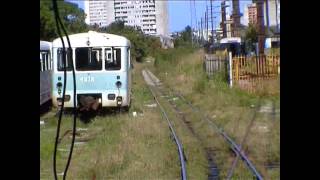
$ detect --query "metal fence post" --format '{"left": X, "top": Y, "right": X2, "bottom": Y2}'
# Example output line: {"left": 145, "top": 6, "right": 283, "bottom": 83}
{"left": 228, "top": 52, "right": 233, "bottom": 87}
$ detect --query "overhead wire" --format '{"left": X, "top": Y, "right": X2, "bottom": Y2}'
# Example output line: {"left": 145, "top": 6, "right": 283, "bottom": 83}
{"left": 56, "top": 5, "right": 78, "bottom": 180}
{"left": 52, "top": 0, "right": 77, "bottom": 179}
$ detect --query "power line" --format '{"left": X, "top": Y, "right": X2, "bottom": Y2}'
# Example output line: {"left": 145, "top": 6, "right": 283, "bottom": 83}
{"left": 193, "top": 0, "right": 198, "bottom": 44}
{"left": 52, "top": 0, "right": 77, "bottom": 180}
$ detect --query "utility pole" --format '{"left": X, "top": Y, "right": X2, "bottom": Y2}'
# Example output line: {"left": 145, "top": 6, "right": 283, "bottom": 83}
{"left": 199, "top": 21, "right": 201, "bottom": 45}
{"left": 265, "top": 0, "right": 270, "bottom": 30}
{"left": 231, "top": 0, "right": 241, "bottom": 37}
{"left": 210, "top": 0, "right": 214, "bottom": 45}
{"left": 205, "top": 7, "right": 208, "bottom": 42}
{"left": 190, "top": 0, "right": 193, "bottom": 47}
{"left": 195, "top": 20, "right": 198, "bottom": 45}
{"left": 221, "top": 0, "right": 227, "bottom": 38}
{"left": 193, "top": 0, "right": 198, "bottom": 45}
{"left": 200, "top": 17, "right": 203, "bottom": 44}
{"left": 256, "top": 0, "right": 265, "bottom": 54}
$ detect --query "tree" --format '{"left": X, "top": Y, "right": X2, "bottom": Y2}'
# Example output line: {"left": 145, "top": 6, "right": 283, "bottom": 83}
{"left": 174, "top": 25, "right": 193, "bottom": 48}
{"left": 181, "top": 26, "right": 192, "bottom": 42}
{"left": 244, "top": 23, "right": 258, "bottom": 53}
{"left": 40, "top": 1, "right": 56, "bottom": 41}
{"left": 40, "top": 1, "right": 89, "bottom": 41}
{"left": 97, "top": 21, "right": 162, "bottom": 62}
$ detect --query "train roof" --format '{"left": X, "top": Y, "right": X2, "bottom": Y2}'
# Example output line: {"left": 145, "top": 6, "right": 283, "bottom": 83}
{"left": 52, "top": 31, "right": 131, "bottom": 48}
{"left": 40, "top": 41, "right": 52, "bottom": 51}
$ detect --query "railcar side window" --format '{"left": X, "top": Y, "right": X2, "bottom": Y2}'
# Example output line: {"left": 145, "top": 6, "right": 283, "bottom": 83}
{"left": 42, "top": 53, "right": 46, "bottom": 71}
{"left": 44, "top": 56, "right": 47, "bottom": 71}
{"left": 40, "top": 52, "right": 49, "bottom": 71}
{"left": 105, "top": 48, "right": 121, "bottom": 70}
{"left": 47, "top": 53, "right": 51, "bottom": 70}
{"left": 127, "top": 47, "right": 130, "bottom": 69}
{"left": 76, "top": 48, "right": 102, "bottom": 71}
{"left": 40, "top": 53, "right": 42, "bottom": 72}
{"left": 57, "top": 48, "right": 73, "bottom": 71}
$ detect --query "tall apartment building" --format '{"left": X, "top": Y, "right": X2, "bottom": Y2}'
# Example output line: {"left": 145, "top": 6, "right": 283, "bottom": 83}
{"left": 84, "top": 1, "right": 114, "bottom": 27}
{"left": 247, "top": 3, "right": 258, "bottom": 25}
{"left": 84, "top": 0, "right": 168, "bottom": 36}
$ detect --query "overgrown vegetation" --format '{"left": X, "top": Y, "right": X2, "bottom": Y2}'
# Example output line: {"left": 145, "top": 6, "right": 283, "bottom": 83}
{"left": 150, "top": 49, "right": 280, "bottom": 179}
{"left": 154, "top": 46, "right": 195, "bottom": 68}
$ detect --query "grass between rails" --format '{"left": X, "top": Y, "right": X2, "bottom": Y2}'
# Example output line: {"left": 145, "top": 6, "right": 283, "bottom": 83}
{"left": 151, "top": 48, "right": 280, "bottom": 179}
{"left": 40, "top": 62, "right": 182, "bottom": 179}
{"left": 147, "top": 83, "right": 208, "bottom": 180}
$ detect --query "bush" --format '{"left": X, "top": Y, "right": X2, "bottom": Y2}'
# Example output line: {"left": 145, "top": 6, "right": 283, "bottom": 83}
{"left": 95, "top": 21, "right": 162, "bottom": 62}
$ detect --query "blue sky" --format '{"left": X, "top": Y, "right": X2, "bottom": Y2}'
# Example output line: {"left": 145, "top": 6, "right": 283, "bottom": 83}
{"left": 67, "top": 0, "right": 252, "bottom": 33}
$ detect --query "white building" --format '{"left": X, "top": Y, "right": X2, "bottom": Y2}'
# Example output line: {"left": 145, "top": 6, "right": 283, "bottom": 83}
{"left": 84, "top": 0, "right": 168, "bottom": 36}
{"left": 241, "top": 5, "right": 249, "bottom": 26}
{"left": 276, "top": 0, "right": 280, "bottom": 31}
{"left": 84, "top": 1, "right": 114, "bottom": 27}
{"left": 264, "top": 0, "right": 279, "bottom": 28}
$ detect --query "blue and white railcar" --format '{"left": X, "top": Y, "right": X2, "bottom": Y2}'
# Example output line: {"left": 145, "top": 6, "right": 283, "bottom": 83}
{"left": 40, "top": 41, "right": 53, "bottom": 106}
{"left": 51, "top": 31, "right": 132, "bottom": 110}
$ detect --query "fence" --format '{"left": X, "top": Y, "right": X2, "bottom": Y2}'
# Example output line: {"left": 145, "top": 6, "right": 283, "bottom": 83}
{"left": 203, "top": 53, "right": 280, "bottom": 93}
{"left": 204, "top": 54, "right": 227, "bottom": 77}
{"left": 231, "top": 54, "right": 280, "bottom": 93}
{"left": 232, "top": 55, "right": 280, "bottom": 81}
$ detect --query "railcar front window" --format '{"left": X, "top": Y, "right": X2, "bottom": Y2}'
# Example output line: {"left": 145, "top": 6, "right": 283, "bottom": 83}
{"left": 76, "top": 48, "right": 102, "bottom": 71}
{"left": 57, "top": 48, "right": 73, "bottom": 71}
{"left": 105, "top": 48, "right": 121, "bottom": 70}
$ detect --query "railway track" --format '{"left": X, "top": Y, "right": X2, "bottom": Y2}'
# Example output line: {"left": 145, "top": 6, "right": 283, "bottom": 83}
{"left": 143, "top": 69, "right": 219, "bottom": 180}
{"left": 143, "top": 68, "right": 264, "bottom": 180}
{"left": 142, "top": 70, "right": 187, "bottom": 180}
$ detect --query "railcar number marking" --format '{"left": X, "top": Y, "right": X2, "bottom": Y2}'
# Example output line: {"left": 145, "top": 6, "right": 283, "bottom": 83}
{"left": 80, "top": 76, "right": 94, "bottom": 83}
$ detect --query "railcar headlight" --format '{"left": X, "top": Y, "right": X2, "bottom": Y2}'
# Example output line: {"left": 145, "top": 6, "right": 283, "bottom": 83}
{"left": 116, "top": 96, "right": 122, "bottom": 106}
{"left": 57, "top": 82, "right": 62, "bottom": 88}
{"left": 116, "top": 81, "right": 122, "bottom": 88}
{"left": 57, "top": 82, "right": 62, "bottom": 95}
